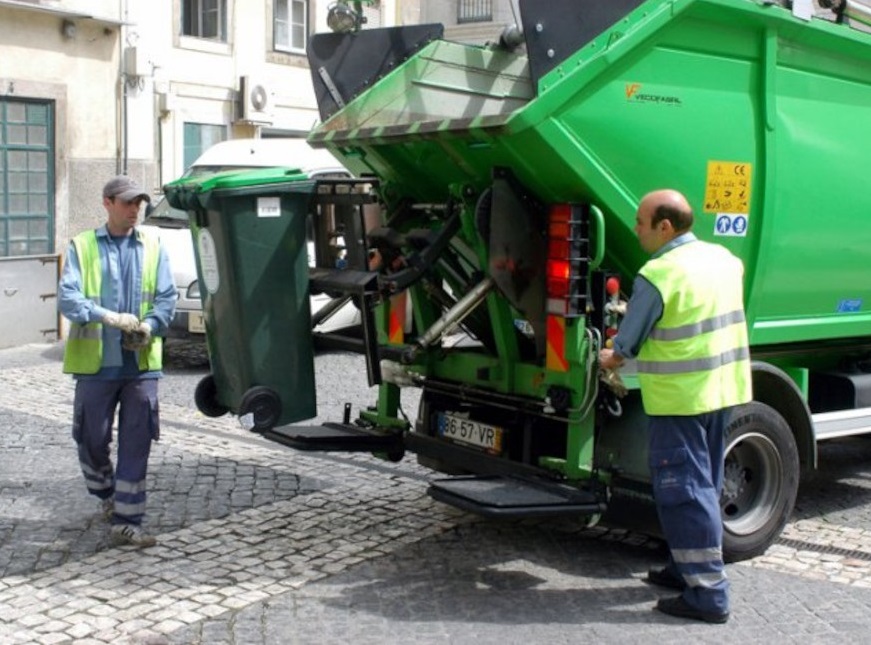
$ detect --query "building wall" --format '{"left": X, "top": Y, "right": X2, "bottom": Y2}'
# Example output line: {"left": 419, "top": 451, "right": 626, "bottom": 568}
{"left": 0, "top": 5, "right": 122, "bottom": 238}
{"left": 131, "top": 0, "right": 403, "bottom": 189}
{"left": 0, "top": 0, "right": 407, "bottom": 257}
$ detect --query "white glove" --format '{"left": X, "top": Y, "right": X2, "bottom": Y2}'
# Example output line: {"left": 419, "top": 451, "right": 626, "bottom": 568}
{"left": 122, "top": 321, "right": 153, "bottom": 351}
{"left": 103, "top": 311, "right": 141, "bottom": 333}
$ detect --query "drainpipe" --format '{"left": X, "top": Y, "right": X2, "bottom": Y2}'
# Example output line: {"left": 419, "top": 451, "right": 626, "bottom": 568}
{"left": 118, "top": 0, "right": 129, "bottom": 174}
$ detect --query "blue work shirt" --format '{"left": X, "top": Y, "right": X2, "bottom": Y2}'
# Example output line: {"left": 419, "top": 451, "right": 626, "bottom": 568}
{"left": 612, "top": 232, "right": 697, "bottom": 360}
{"left": 58, "top": 225, "right": 177, "bottom": 379}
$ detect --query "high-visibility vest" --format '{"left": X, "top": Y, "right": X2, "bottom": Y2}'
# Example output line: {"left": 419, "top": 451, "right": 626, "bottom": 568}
{"left": 636, "top": 240, "right": 752, "bottom": 415}
{"left": 63, "top": 229, "right": 163, "bottom": 374}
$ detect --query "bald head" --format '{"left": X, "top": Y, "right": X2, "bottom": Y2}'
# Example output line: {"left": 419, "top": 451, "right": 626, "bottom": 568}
{"left": 634, "top": 189, "right": 694, "bottom": 254}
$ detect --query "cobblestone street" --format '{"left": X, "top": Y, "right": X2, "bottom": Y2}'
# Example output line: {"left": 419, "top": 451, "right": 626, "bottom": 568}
{"left": 3, "top": 342, "right": 871, "bottom": 644}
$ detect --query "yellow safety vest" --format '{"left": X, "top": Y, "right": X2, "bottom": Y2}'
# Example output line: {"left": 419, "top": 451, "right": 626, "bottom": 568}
{"left": 636, "top": 240, "right": 752, "bottom": 415}
{"left": 63, "top": 229, "right": 163, "bottom": 374}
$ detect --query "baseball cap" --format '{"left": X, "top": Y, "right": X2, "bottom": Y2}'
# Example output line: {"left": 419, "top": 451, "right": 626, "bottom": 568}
{"left": 102, "top": 175, "right": 151, "bottom": 203}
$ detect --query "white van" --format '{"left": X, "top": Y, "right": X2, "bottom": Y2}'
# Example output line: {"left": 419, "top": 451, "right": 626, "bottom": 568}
{"left": 142, "top": 138, "right": 361, "bottom": 339}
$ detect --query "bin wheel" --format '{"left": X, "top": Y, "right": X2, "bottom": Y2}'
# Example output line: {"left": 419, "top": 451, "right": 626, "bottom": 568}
{"left": 194, "top": 374, "right": 229, "bottom": 418}
{"left": 240, "top": 386, "right": 282, "bottom": 432}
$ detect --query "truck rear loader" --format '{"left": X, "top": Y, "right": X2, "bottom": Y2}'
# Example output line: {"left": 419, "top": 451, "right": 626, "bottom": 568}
{"left": 176, "top": 0, "right": 871, "bottom": 563}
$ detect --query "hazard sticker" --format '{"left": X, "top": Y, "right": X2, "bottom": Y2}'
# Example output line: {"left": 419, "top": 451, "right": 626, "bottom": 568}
{"left": 197, "top": 229, "right": 220, "bottom": 295}
{"left": 714, "top": 214, "right": 748, "bottom": 237}
{"left": 704, "top": 161, "right": 752, "bottom": 214}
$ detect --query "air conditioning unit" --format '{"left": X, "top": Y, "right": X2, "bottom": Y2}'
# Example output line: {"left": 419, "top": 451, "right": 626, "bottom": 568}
{"left": 238, "top": 75, "right": 274, "bottom": 124}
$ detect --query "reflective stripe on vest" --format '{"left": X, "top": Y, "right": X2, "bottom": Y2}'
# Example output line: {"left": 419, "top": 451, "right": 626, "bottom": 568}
{"left": 138, "top": 231, "right": 163, "bottom": 371}
{"left": 63, "top": 229, "right": 163, "bottom": 374}
{"left": 636, "top": 241, "right": 752, "bottom": 415}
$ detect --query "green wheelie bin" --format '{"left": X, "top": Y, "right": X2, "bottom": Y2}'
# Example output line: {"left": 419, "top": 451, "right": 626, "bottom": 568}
{"left": 164, "top": 167, "right": 317, "bottom": 431}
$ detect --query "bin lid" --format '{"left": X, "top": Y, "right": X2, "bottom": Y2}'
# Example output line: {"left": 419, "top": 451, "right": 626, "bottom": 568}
{"left": 163, "top": 166, "right": 314, "bottom": 211}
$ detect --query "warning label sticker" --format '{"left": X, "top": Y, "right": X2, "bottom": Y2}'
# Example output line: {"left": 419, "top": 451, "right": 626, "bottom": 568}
{"left": 703, "top": 161, "right": 752, "bottom": 214}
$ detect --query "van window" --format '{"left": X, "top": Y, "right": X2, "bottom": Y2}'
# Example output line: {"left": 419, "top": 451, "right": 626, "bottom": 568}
{"left": 184, "top": 123, "right": 226, "bottom": 168}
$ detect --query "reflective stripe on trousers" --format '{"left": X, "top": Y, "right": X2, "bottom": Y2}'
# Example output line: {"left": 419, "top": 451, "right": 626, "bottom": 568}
{"left": 648, "top": 411, "right": 730, "bottom": 615}
{"left": 72, "top": 378, "right": 158, "bottom": 526}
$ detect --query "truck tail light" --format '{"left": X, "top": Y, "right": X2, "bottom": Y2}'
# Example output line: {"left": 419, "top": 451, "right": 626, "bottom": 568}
{"left": 545, "top": 203, "right": 591, "bottom": 372}
{"left": 545, "top": 203, "right": 587, "bottom": 317}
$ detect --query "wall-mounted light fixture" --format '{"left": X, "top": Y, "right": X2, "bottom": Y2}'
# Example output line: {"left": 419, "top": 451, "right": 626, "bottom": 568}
{"left": 327, "top": 2, "right": 363, "bottom": 33}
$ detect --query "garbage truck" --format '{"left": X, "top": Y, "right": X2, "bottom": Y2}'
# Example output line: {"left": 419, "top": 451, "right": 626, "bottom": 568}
{"left": 173, "top": 0, "right": 871, "bottom": 563}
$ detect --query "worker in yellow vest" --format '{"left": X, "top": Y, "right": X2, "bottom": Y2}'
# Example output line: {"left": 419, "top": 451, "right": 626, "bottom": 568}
{"left": 58, "top": 175, "right": 177, "bottom": 548}
{"left": 599, "top": 189, "right": 751, "bottom": 624}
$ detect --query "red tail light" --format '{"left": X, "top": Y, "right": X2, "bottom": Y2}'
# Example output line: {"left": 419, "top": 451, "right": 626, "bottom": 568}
{"left": 545, "top": 203, "right": 587, "bottom": 317}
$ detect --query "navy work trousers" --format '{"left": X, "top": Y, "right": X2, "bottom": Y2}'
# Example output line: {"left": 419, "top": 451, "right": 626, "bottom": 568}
{"left": 72, "top": 378, "right": 159, "bottom": 526}
{"left": 648, "top": 410, "right": 730, "bottom": 615}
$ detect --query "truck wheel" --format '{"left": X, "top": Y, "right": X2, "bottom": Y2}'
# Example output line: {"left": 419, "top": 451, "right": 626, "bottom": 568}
{"left": 194, "top": 374, "right": 229, "bottom": 418}
{"left": 240, "top": 386, "right": 282, "bottom": 432}
{"left": 721, "top": 401, "right": 799, "bottom": 563}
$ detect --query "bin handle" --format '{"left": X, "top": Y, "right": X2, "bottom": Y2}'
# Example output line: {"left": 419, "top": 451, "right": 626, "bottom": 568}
{"left": 589, "top": 204, "right": 605, "bottom": 270}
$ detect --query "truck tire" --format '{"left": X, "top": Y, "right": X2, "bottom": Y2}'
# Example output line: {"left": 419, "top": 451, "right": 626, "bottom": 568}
{"left": 721, "top": 401, "right": 799, "bottom": 563}
{"left": 194, "top": 374, "right": 229, "bottom": 418}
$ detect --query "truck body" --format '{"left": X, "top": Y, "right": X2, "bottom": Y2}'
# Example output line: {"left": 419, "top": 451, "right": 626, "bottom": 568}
{"left": 188, "top": 0, "right": 871, "bottom": 562}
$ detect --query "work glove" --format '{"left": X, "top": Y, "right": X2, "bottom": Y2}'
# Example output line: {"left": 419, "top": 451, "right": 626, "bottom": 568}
{"left": 122, "top": 321, "right": 153, "bottom": 351}
{"left": 600, "top": 368, "right": 628, "bottom": 398}
{"left": 103, "top": 311, "right": 141, "bottom": 333}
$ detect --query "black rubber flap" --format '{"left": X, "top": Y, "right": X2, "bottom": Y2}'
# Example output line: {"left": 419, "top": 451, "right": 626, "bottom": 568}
{"left": 519, "top": 0, "right": 646, "bottom": 87}
{"left": 429, "top": 475, "right": 605, "bottom": 518}
{"left": 307, "top": 24, "right": 444, "bottom": 121}
{"left": 265, "top": 422, "right": 402, "bottom": 452}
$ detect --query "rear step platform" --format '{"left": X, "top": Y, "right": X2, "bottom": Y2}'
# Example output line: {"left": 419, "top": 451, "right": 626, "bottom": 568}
{"left": 263, "top": 422, "right": 403, "bottom": 453}
{"left": 428, "top": 475, "right": 606, "bottom": 518}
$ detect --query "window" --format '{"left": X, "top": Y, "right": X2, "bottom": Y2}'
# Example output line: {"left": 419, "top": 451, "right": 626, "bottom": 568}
{"left": 0, "top": 99, "right": 54, "bottom": 257}
{"left": 183, "top": 123, "right": 226, "bottom": 169}
{"left": 275, "top": 0, "right": 308, "bottom": 54}
{"left": 458, "top": 0, "right": 492, "bottom": 24}
{"left": 183, "top": 0, "right": 228, "bottom": 41}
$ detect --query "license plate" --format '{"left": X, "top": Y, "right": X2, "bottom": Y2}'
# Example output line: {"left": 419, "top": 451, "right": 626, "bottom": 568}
{"left": 438, "top": 413, "right": 503, "bottom": 454}
{"left": 188, "top": 312, "right": 205, "bottom": 333}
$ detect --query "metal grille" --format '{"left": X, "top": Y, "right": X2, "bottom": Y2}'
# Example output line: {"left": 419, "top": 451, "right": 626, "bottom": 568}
{"left": 458, "top": 0, "right": 493, "bottom": 24}
{"left": 0, "top": 98, "right": 54, "bottom": 257}
{"left": 776, "top": 537, "right": 871, "bottom": 562}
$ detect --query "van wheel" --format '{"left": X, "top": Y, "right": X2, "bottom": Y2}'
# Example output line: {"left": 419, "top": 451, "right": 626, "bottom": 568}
{"left": 721, "top": 401, "right": 799, "bottom": 563}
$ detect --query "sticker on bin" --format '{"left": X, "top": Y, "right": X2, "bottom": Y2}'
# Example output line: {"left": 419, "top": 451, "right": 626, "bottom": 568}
{"left": 257, "top": 196, "right": 281, "bottom": 218}
{"left": 438, "top": 412, "right": 503, "bottom": 454}
{"left": 197, "top": 229, "right": 220, "bottom": 295}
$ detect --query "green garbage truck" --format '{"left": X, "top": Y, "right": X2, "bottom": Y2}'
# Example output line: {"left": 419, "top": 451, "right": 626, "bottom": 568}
{"left": 197, "top": 0, "right": 871, "bottom": 562}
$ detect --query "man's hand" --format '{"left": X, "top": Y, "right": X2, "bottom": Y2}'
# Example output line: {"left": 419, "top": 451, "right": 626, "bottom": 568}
{"left": 598, "top": 348, "right": 624, "bottom": 371}
{"left": 599, "top": 349, "right": 628, "bottom": 398}
{"left": 122, "top": 321, "right": 153, "bottom": 351}
{"left": 103, "top": 311, "right": 141, "bottom": 333}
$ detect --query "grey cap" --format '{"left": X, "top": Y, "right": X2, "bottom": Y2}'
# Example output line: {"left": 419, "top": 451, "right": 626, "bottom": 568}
{"left": 102, "top": 175, "right": 151, "bottom": 203}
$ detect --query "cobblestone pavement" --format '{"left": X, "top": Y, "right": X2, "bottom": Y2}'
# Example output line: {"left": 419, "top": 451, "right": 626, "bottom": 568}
{"left": 3, "top": 342, "right": 871, "bottom": 644}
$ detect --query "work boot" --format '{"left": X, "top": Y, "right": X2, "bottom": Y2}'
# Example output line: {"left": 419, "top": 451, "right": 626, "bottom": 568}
{"left": 100, "top": 497, "right": 114, "bottom": 521}
{"left": 655, "top": 596, "right": 729, "bottom": 624}
{"left": 645, "top": 566, "right": 686, "bottom": 590}
{"left": 110, "top": 524, "right": 157, "bottom": 548}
